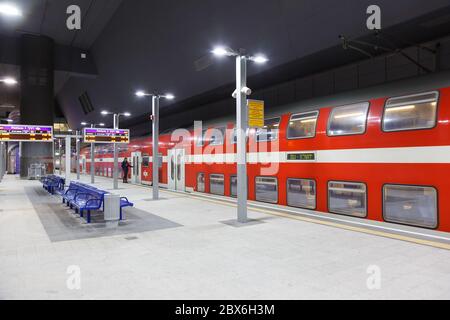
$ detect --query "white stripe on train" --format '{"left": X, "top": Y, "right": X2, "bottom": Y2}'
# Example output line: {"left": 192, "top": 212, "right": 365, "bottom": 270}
{"left": 85, "top": 145, "right": 450, "bottom": 164}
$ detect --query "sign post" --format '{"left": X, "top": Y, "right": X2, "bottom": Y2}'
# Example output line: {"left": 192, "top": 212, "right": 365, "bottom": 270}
{"left": 65, "top": 135, "right": 71, "bottom": 183}
{"left": 83, "top": 127, "right": 130, "bottom": 189}
{"left": 76, "top": 131, "right": 80, "bottom": 180}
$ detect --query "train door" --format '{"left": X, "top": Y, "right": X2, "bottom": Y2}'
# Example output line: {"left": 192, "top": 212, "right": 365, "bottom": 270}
{"left": 167, "top": 149, "right": 185, "bottom": 192}
{"left": 131, "top": 151, "right": 142, "bottom": 184}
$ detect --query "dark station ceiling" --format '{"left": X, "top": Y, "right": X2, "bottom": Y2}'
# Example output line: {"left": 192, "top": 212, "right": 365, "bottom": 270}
{"left": 1, "top": 0, "right": 450, "bottom": 134}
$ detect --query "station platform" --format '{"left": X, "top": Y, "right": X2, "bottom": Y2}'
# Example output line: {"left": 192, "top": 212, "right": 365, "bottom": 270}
{"left": 1, "top": 174, "right": 450, "bottom": 300}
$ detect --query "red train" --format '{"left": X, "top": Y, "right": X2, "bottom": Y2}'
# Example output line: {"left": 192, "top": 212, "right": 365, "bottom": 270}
{"left": 81, "top": 78, "right": 450, "bottom": 233}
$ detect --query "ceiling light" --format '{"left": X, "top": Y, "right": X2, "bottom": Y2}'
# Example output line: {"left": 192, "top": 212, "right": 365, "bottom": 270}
{"left": 99, "top": 123, "right": 105, "bottom": 127}
{"left": 251, "top": 55, "right": 269, "bottom": 64}
{"left": 164, "top": 94, "right": 175, "bottom": 100}
{"left": 1, "top": 77, "right": 18, "bottom": 85}
{"left": 81, "top": 122, "right": 88, "bottom": 126}
{"left": 212, "top": 46, "right": 233, "bottom": 57}
{"left": 123, "top": 112, "right": 131, "bottom": 117}
{"left": 101, "top": 111, "right": 109, "bottom": 115}
{"left": 0, "top": 4, "right": 22, "bottom": 17}
{"left": 135, "top": 91, "right": 147, "bottom": 97}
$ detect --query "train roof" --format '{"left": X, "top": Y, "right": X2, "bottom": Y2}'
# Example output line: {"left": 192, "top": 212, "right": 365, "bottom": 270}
{"left": 164, "top": 69, "right": 450, "bottom": 133}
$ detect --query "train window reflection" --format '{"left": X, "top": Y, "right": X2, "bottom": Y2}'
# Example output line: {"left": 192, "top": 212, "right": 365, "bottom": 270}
{"left": 230, "top": 176, "right": 237, "bottom": 197}
{"left": 231, "top": 128, "right": 249, "bottom": 144}
{"left": 328, "top": 103, "right": 369, "bottom": 136}
{"left": 256, "top": 117, "right": 280, "bottom": 142}
{"left": 255, "top": 177, "right": 278, "bottom": 203}
{"left": 209, "top": 127, "right": 226, "bottom": 146}
{"left": 210, "top": 174, "right": 225, "bottom": 195}
{"left": 230, "top": 175, "right": 249, "bottom": 197}
{"left": 383, "top": 185, "right": 437, "bottom": 229}
{"left": 328, "top": 181, "right": 367, "bottom": 217}
{"left": 383, "top": 91, "right": 439, "bottom": 132}
{"left": 197, "top": 173, "right": 205, "bottom": 193}
{"left": 288, "top": 111, "right": 319, "bottom": 139}
{"left": 287, "top": 179, "right": 316, "bottom": 209}
{"left": 196, "top": 129, "right": 208, "bottom": 147}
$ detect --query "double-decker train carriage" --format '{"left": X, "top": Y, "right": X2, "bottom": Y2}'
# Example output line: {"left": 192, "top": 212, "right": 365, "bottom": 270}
{"left": 81, "top": 73, "right": 450, "bottom": 233}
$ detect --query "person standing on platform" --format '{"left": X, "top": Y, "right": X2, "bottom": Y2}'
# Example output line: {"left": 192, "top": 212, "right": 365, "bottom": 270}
{"left": 121, "top": 158, "right": 132, "bottom": 183}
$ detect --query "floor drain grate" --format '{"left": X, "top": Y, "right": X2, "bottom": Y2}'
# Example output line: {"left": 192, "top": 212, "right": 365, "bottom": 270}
{"left": 124, "top": 236, "right": 139, "bottom": 241}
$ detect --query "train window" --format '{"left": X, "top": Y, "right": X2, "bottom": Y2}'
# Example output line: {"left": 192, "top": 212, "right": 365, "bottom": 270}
{"left": 230, "top": 176, "right": 237, "bottom": 197}
{"left": 287, "top": 179, "right": 316, "bottom": 209}
{"left": 383, "top": 91, "right": 439, "bottom": 132}
{"left": 210, "top": 174, "right": 225, "bottom": 196}
{"left": 256, "top": 117, "right": 280, "bottom": 142}
{"left": 328, "top": 181, "right": 367, "bottom": 217}
{"left": 230, "top": 175, "right": 249, "bottom": 197}
{"left": 142, "top": 156, "right": 150, "bottom": 167}
{"left": 287, "top": 111, "right": 319, "bottom": 139}
{"left": 328, "top": 102, "right": 369, "bottom": 136}
{"left": 197, "top": 173, "right": 205, "bottom": 193}
{"left": 255, "top": 177, "right": 278, "bottom": 204}
{"left": 383, "top": 185, "right": 437, "bottom": 229}
{"left": 209, "top": 127, "right": 226, "bottom": 146}
{"left": 196, "top": 129, "right": 208, "bottom": 147}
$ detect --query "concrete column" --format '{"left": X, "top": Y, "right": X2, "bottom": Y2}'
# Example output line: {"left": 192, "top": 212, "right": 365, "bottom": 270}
{"left": 19, "top": 35, "right": 54, "bottom": 178}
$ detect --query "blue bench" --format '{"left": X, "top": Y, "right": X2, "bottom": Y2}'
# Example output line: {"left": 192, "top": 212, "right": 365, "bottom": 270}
{"left": 120, "top": 197, "right": 134, "bottom": 220}
{"left": 49, "top": 180, "right": 133, "bottom": 224}
{"left": 42, "top": 175, "right": 65, "bottom": 195}
{"left": 72, "top": 189, "right": 108, "bottom": 223}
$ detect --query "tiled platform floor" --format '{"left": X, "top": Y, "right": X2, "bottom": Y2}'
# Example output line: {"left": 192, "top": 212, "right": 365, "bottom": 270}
{"left": 1, "top": 174, "right": 450, "bottom": 300}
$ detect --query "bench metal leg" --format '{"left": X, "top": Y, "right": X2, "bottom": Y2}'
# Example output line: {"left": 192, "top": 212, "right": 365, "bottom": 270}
{"left": 87, "top": 210, "right": 91, "bottom": 224}
{"left": 120, "top": 207, "right": 122, "bottom": 221}
{"left": 80, "top": 209, "right": 83, "bottom": 218}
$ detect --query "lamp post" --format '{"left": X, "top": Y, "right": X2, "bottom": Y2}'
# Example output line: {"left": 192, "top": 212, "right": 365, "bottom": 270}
{"left": 75, "top": 130, "right": 81, "bottom": 180}
{"left": 81, "top": 122, "right": 105, "bottom": 183}
{"left": 101, "top": 111, "right": 131, "bottom": 190}
{"left": 211, "top": 46, "right": 268, "bottom": 223}
{"left": 135, "top": 91, "right": 174, "bottom": 200}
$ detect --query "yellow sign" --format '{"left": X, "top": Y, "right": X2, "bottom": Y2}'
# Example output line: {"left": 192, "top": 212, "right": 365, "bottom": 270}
{"left": 248, "top": 99, "right": 265, "bottom": 128}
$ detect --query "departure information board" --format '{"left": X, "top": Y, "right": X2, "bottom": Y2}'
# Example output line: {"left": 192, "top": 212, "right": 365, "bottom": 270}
{"left": 0, "top": 125, "right": 53, "bottom": 142}
{"left": 83, "top": 128, "right": 130, "bottom": 144}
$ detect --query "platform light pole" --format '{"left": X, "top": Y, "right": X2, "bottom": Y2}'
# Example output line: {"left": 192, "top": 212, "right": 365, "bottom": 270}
{"left": 135, "top": 91, "right": 175, "bottom": 200}
{"left": 211, "top": 46, "right": 268, "bottom": 223}
{"left": 81, "top": 122, "right": 105, "bottom": 184}
{"left": 0, "top": 119, "right": 12, "bottom": 182}
{"left": 75, "top": 130, "right": 81, "bottom": 180}
{"left": 101, "top": 111, "right": 131, "bottom": 190}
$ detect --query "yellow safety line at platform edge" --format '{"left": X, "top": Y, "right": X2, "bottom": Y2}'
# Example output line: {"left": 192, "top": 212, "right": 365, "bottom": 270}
{"left": 171, "top": 191, "right": 450, "bottom": 251}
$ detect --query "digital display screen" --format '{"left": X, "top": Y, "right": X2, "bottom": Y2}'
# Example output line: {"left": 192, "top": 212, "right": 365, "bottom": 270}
{"left": 0, "top": 125, "right": 53, "bottom": 142}
{"left": 83, "top": 128, "right": 130, "bottom": 144}
{"left": 287, "top": 152, "right": 316, "bottom": 161}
